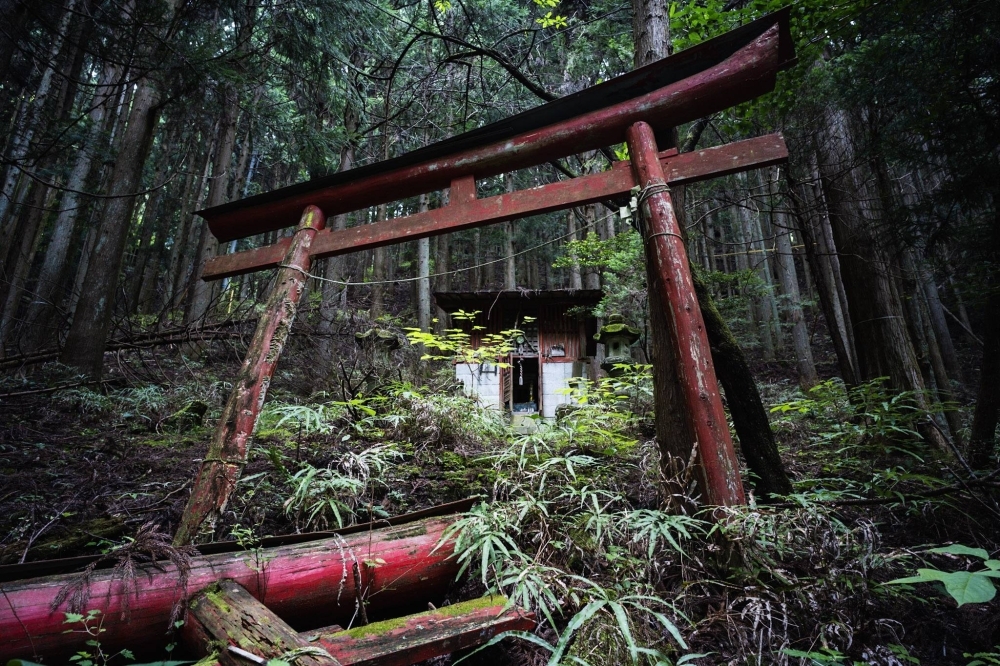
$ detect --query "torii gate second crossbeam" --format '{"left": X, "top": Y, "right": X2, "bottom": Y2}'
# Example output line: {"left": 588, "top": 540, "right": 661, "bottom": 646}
{"left": 172, "top": 9, "right": 795, "bottom": 546}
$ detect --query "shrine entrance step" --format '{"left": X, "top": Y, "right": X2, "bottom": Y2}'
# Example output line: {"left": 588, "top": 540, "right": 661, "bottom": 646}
{"left": 183, "top": 579, "right": 535, "bottom": 666}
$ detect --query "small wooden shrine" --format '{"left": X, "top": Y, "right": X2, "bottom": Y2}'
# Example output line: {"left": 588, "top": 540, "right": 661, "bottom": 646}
{"left": 434, "top": 289, "right": 602, "bottom": 419}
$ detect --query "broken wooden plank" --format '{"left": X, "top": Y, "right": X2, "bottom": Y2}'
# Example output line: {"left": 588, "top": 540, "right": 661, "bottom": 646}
{"left": 306, "top": 596, "right": 536, "bottom": 666}
{"left": 202, "top": 135, "right": 788, "bottom": 281}
{"left": 0, "top": 515, "right": 460, "bottom": 661}
{"left": 183, "top": 579, "right": 341, "bottom": 666}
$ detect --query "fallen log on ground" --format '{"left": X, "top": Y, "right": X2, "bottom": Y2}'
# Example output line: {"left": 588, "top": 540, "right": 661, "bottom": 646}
{"left": 0, "top": 513, "right": 462, "bottom": 661}
{"left": 181, "top": 578, "right": 535, "bottom": 666}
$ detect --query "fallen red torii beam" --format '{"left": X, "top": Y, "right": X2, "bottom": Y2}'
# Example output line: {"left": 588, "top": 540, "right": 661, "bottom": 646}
{"left": 0, "top": 512, "right": 464, "bottom": 661}
{"left": 176, "top": 10, "right": 794, "bottom": 544}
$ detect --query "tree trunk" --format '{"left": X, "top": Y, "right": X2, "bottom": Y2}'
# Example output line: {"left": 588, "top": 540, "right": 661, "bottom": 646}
{"left": 637, "top": 168, "right": 705, "bottom": 503}
{"left": 692, "top": 269, "right": 794, "bottom": 498}
{"left": 60, "top": 0, "right": 182, "bottom": 376}
{"left": 126, "top": 158, "right": 170, "bottom": 312}
{"left": 188, "top": 82, "right": 240, "bottom": 323}
{"left": 568, "top": 209, "right": 582, "bottom": 289}
{"left": 772, "top": 184, "right": 818, "bottom": 388}
{"left": 18, "top": 62, "right": 122, "bottom": 349}
{"left": 814, "top": 107, "right": 949, "bottom": 452}
{"left": 0, "top": 183, "right": 50, "bottom": 351}
{"left": 787, "top": 174, "right": 858, "bottom": 384}
{"left": 503, "top": 174, "right": 516, "bottom": 290}
{"left": 916, "top": 261, "right": 963, "bottom": 385}
{"left": 736, "top": 175, "right": 777, "bottom": 360}
{"left": 472, "top": 228, "right": 482, "bottom": 289}
{"left": 136, "top": 211, "right": 170, "bottom": 315}
{"left": 434, "top": 195, "right": 451, "bottom": 332}
{"left": 0, "top": 0, "right": 76, "bottom": 236}
{"left": 968, "top": 210, "right": 1000, "bottom": 469}
{"left": 968, "top": 289, "right": 999, "bottom": 469}
{"left": 315, "top": 119, "right": 359, "bottom": 388}
{"left": 417, "top": 195, "right": 431, "bottom": 332}
{"left": 584, "top": 205, "right": 601, "bottom": 289}
{"left": 174, "top": 131, "right": 217, "bottom": 314}
{"left": 371, "top": 203, "right": 388, "bottom": 317}
{"left": 815, "top": 109, "right": 923, "bottom": 390}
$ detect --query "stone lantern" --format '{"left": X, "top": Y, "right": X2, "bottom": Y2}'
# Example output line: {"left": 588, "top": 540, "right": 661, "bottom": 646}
{"left": 594, "top": 314, "right": 640, "bottom": 377}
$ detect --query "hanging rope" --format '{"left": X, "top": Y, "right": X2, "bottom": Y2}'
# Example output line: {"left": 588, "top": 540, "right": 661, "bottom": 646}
{"left": 298, "top": 212, "right": 613, "bottom": 287}
{"left": 635, "top": 182, "right": 671, "bottom": 206}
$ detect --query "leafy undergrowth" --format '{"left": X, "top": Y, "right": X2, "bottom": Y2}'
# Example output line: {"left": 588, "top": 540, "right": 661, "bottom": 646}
{"left": 0, "top": 346, "right": 998, "bottom": 666}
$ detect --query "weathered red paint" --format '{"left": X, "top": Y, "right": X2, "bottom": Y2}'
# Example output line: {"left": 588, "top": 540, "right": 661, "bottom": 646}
{"left": 172, "top": 206, "right": 326, "bottom": 547}
{"left": 0, "top": 516, "right": 460, "bottom": 661}
{"left": 202, "top": 23, "right": 785, "bottom": 242}
{"left": 311, "top": 596, "right": 536, "bottom": 666}
{"left": 626, "top": 121, "right": 745, "bottom": 507}
{"left": 202, "top": 135, "right": 788, "bottom": 281}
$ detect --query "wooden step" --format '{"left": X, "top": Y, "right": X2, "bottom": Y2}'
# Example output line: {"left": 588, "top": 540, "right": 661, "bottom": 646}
{"left": 304, "top": 596, "right": 536, "bottom": 666}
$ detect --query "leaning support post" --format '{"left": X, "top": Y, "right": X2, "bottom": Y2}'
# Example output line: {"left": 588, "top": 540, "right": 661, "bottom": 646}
{"left": 625, "top": 121, "right": 745, "bottom": 507}
{"left": 174, "top": 206, "right": 326, "bottom": 546}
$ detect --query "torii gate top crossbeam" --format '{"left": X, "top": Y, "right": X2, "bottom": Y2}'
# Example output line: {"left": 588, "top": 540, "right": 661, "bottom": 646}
{"left": 199, "top": 8, "right": 793, "bottom": 243}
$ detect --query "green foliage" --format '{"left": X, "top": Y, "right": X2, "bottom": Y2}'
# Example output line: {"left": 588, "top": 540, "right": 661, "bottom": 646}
{"left": 966, "top": 648, "right": 1000, "bottom": 666}
{"left": 258, "top": 402, "right": 342, "bottom": 437}
{"left": 434, "top": 366, "right": 709, "bottom": 663}
{"left": 886, "top": 545, "right": 1000, "bottom": 606}
{"left": 780, "top": 647, "right": 868, "bottom": 666}
{"left": 769, "top": 378, "right": 940, "bottom": 456}
{"left": 283, "top": 443, "right": 400, "bottom": 529}
{"left": 383, "top": 382, "right": 507, "bottom": 448}
{"left": 59, "top": 610, "right": 192, "bottom": 666}
{"left": 406, "top": 309, "right": 525, "bottom": 368}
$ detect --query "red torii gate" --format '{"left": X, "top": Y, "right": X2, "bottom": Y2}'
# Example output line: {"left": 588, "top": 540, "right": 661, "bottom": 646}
{"left": 174, "top": 10, "right": 794, "bottom": 545}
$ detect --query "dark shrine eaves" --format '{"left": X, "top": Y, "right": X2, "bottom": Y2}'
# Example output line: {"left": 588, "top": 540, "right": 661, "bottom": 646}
{"left": 433, "top": 289, "right": 603, "bottom": 312}
{"left": 199, "top": 8, "right": 793, "bottom": 242}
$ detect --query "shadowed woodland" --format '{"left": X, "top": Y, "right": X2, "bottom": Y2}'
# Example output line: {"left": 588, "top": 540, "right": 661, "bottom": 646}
{"left": 0, "top": 0, "right": 999, "bottom": 664}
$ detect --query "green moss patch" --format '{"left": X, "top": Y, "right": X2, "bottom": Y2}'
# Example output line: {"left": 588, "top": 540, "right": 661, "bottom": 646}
{"left": 330, "top": 595, "right": 508, "bottom": 640}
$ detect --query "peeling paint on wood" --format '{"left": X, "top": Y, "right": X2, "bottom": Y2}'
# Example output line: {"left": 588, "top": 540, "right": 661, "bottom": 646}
{"left": 173, "top": 206, "right": 326, "bottom": 548}
{"left": 625, "top": 121, "right": 745, "bottom": 507}
{"left": 201, "top": 22, "right": 787, "bottom": 242}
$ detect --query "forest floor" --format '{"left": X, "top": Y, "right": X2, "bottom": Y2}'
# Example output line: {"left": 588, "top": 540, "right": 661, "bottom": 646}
{"left": 0, "top": 326, "right": 997, "bottom": 666}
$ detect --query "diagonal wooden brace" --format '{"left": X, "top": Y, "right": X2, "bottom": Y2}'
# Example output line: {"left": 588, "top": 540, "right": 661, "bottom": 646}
{"left": 173, "top": 206, "right": 326, "bottom": 547}
{"left": 626, "top": 121, "right": 745, "bottom": 507}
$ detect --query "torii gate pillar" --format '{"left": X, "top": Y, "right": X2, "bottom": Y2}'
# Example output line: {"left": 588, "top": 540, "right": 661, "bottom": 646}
{"left": 627, "top": 121, "right": 745, "bottom": 506}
